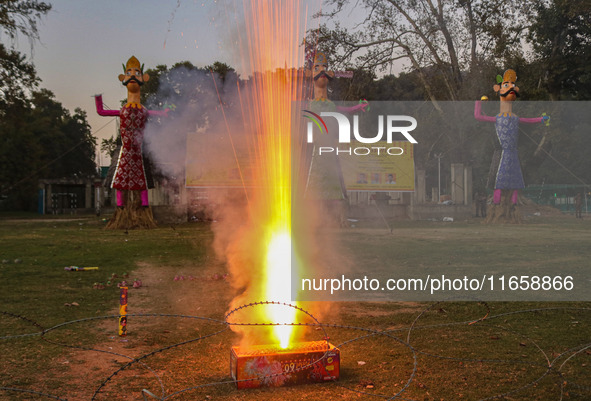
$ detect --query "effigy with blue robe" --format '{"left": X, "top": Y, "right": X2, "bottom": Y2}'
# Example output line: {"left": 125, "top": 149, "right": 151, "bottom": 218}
{"left": 494, "top": 112, "right": 524, "bottom": 190}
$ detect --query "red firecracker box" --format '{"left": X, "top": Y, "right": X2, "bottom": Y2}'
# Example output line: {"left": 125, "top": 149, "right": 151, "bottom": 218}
{"left": 230, "top": 341, "right": 340, "bottom": 389}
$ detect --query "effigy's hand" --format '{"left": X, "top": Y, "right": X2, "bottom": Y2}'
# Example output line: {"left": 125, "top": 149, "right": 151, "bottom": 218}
{"left": 542, "top": 113, "right": 550, "bottom": 126}
{"left": 163, "top": 103, "right": 176, "bottom": 117}
{"left": 336, "top": 101, "right": 370, "bottom": 114}
{"left": 94, "top": 94, "right": 120, "bottom": 117}
{"left": 358, "top": 99, "right": 369, "bottom": 112}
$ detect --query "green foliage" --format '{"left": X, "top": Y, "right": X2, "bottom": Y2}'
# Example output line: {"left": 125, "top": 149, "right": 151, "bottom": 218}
{"left": 312, "top": 0, "right": 529, "bottom": 101}
{"left": 0, "top": 0, "right": 51, "bottom": 43}
{"left": 1, "top": 2, "right": 98, "bottom": 212}
{"left": 527, "top": 0, "right": 591, "bottom": 100}
{"left": 0, "top": 1, "right": 49, "bottom": 109}
{"left": 141, "top": 60, "right": 239, "bottom": 110}
{"left": 328, "top": 68, "right": 377, "bottom": 101}
{"left": 100, "top": 135, "right": 119, "bottom": 160}
{"left": 0, "top": 0, "right": 50, "bottom": 111}
{"left": 0, "top": 43, "right": 39, "bottom": 112}
{"left": 205, "top": 61, "right": 239, "bottom": 83}
{"left": 0, "top": 91, "right": 97, "bottom": 211}
{"left": 314, "top": 0, "right": 590, "bottom": 103}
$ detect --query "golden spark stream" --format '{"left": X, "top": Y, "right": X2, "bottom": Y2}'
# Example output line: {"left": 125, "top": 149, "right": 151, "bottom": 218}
{"left": 237, "top": 0, "right": 307, "bottom": 348}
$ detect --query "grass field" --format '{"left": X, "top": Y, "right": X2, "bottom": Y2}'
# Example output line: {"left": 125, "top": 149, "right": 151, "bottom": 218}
{"left": 0, "top": 212, "right": 589, "bottom": 400}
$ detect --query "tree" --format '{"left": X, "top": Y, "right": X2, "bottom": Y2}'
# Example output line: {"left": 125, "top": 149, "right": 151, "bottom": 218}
{"left": 313, "top": 0, "right": 529, "bottom": 102}
{"left": 0, "top": 0, "right": 52, "bottom": 44}
{"left": 0, "top": 43, "right": 38, "bottom": 113}
{"left": 527, "top": 0, "right": 591, "bottom": 100}
{"left": 328, "top": 67, "right": 377, "bottom": 101}
{"left": 312, "top": 1, "right": 591, "bottom": 189}
{"left": 0, "top": 90, "right": 96, "bottom": 211}
{"left": 0, "top": 1, "right": 51, "bottom": 111}
{"left": 0, "top": 2, "right": 99, "bottom": 211}
{"left": 206, "top": 61, "right": 239, "bottom": 84}
{"left": 100, "top": 136, "right": 119, "bottom": 160}
{"left": 141, "top": 61, "right": 240, "bottom": 110}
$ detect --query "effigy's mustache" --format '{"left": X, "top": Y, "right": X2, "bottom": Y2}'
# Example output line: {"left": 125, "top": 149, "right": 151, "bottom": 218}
{"left": 500, "top": 89, "right": 519, "bottom": 98}
{"left": 122, "top": 76, "right": 144, "bottom": 86}
{"left": 314, "top": 71, "right": 333, "bottom": 81}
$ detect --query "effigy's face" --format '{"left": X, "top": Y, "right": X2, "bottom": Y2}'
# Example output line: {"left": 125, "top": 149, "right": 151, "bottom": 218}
{"left": 313, "top": 63, "right": 330, "bottom": 88}
{"left": 124, "top": 68, "right": 143, "bottom": 91}
{"left": 314, "top": 63, "right": 326, "bottom": 74}
{"left": 119, "top": 67, "right": 149, "bottom": 93}
{"left": 499, "top": 81, "right": 519, "bottom": 102}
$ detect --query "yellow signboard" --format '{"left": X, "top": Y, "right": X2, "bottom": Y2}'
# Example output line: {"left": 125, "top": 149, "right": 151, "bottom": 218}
{"left": 339, "top": 141, "right": 415, "bottom": 191}
{"left": 186, "top": 132, "right": 414, "bottom": 193}
{"left": 185, "top": 132, "right": 256, "bottom": 188}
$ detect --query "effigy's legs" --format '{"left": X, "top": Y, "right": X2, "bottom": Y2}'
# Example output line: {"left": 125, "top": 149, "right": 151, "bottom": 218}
{"left": 493, "top": 189, "right": 502, "bottom": 204}
{"left": 511, "top": 190, "right": 518, "bottom": 204}
{"left": 140, "top": 190, "right": 149, "bottom": 206}
{"left": 114, "top": 189, "right": 150, "bottom": 207}
{"left": 106, "top": 190, "right": 157, "bottom": 230}
{"left": 493, "top": 189, "right": 519, "bottom": 205}
{"left": 484, "top": 189, "right": 521, "bottom": 224}
{"left": 116, "top": 191, "right": 125, "bottom": 207}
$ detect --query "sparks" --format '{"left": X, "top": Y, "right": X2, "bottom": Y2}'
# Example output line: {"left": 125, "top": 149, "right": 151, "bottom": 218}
{"left": 239, "top": 0, "right": 306, "bottom": 348}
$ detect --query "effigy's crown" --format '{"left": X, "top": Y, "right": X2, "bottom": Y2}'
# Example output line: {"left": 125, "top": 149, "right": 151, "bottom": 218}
{"left": 123, "top": 56, "right": 143, "bottom": 72}
{"left": 503, "top": 69, "right": 517, "bottom": 83}
{"left": 314, "top": 52, "right": 328, "bottom": 66}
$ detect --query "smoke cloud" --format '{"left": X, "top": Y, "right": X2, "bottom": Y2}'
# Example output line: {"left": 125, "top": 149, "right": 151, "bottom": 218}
{"left": 141, "top": 1, "right": 339, "bottom": 348}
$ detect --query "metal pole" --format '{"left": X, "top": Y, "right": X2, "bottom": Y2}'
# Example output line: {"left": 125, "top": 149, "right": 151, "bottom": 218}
{"left": 438, "top": 158, "right": 441, "bottom": 202}
{"left": 435, "top": 153, "right": 443, "bottom": 202}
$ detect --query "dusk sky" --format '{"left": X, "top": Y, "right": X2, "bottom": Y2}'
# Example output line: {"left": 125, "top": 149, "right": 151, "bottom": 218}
{"left": 14, "top": 0, "right": 322, "bottom": 165}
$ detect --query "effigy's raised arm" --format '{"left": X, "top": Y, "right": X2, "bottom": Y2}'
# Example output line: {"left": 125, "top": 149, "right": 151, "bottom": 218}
{"left": 94, "top": 94, "right": 120, "bottom": 117}
{"left": 474, "top": 100, "right": 495, "bottom": 123}
{"left": 147, "top": 108, "right": 169, "bottom": 117}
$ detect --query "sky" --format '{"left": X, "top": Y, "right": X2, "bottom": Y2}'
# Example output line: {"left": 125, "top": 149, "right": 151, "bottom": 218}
{"left": 12, "top": 0, "right": 323, "bottom": 165}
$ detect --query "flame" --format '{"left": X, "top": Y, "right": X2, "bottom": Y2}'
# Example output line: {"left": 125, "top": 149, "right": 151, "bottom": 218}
{"left": 264, "top": 230, "right": 294, "bottom": 348}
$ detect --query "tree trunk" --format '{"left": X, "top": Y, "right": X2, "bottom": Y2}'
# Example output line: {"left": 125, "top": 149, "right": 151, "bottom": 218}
{"left": 465, "top": 0, "right": 478, "bottom": 69}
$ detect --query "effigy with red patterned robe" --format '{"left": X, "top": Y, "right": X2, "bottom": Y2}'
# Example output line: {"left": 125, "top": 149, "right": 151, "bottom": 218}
{"left": 95, "top": 95, "right": 167, "bottom": 193}
{"left": 112, "top": 102, "right": 150, "bottom": 191}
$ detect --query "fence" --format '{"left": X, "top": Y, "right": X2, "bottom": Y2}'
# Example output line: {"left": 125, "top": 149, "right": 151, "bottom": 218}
{"left": 522, "top": 184, "right": 589, "bottom": 214}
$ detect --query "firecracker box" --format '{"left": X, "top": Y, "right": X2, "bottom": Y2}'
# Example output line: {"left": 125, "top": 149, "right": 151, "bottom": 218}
{"left": 230, "top": 341, "right": 340, "bottom": 389}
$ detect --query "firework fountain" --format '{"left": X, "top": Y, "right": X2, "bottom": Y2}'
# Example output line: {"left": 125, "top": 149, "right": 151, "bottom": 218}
{"left": 178, "top": 0, "right": 339, "bottom": 387}
{"left": 205, "top": 0, "right": 341, "bottom": 387}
